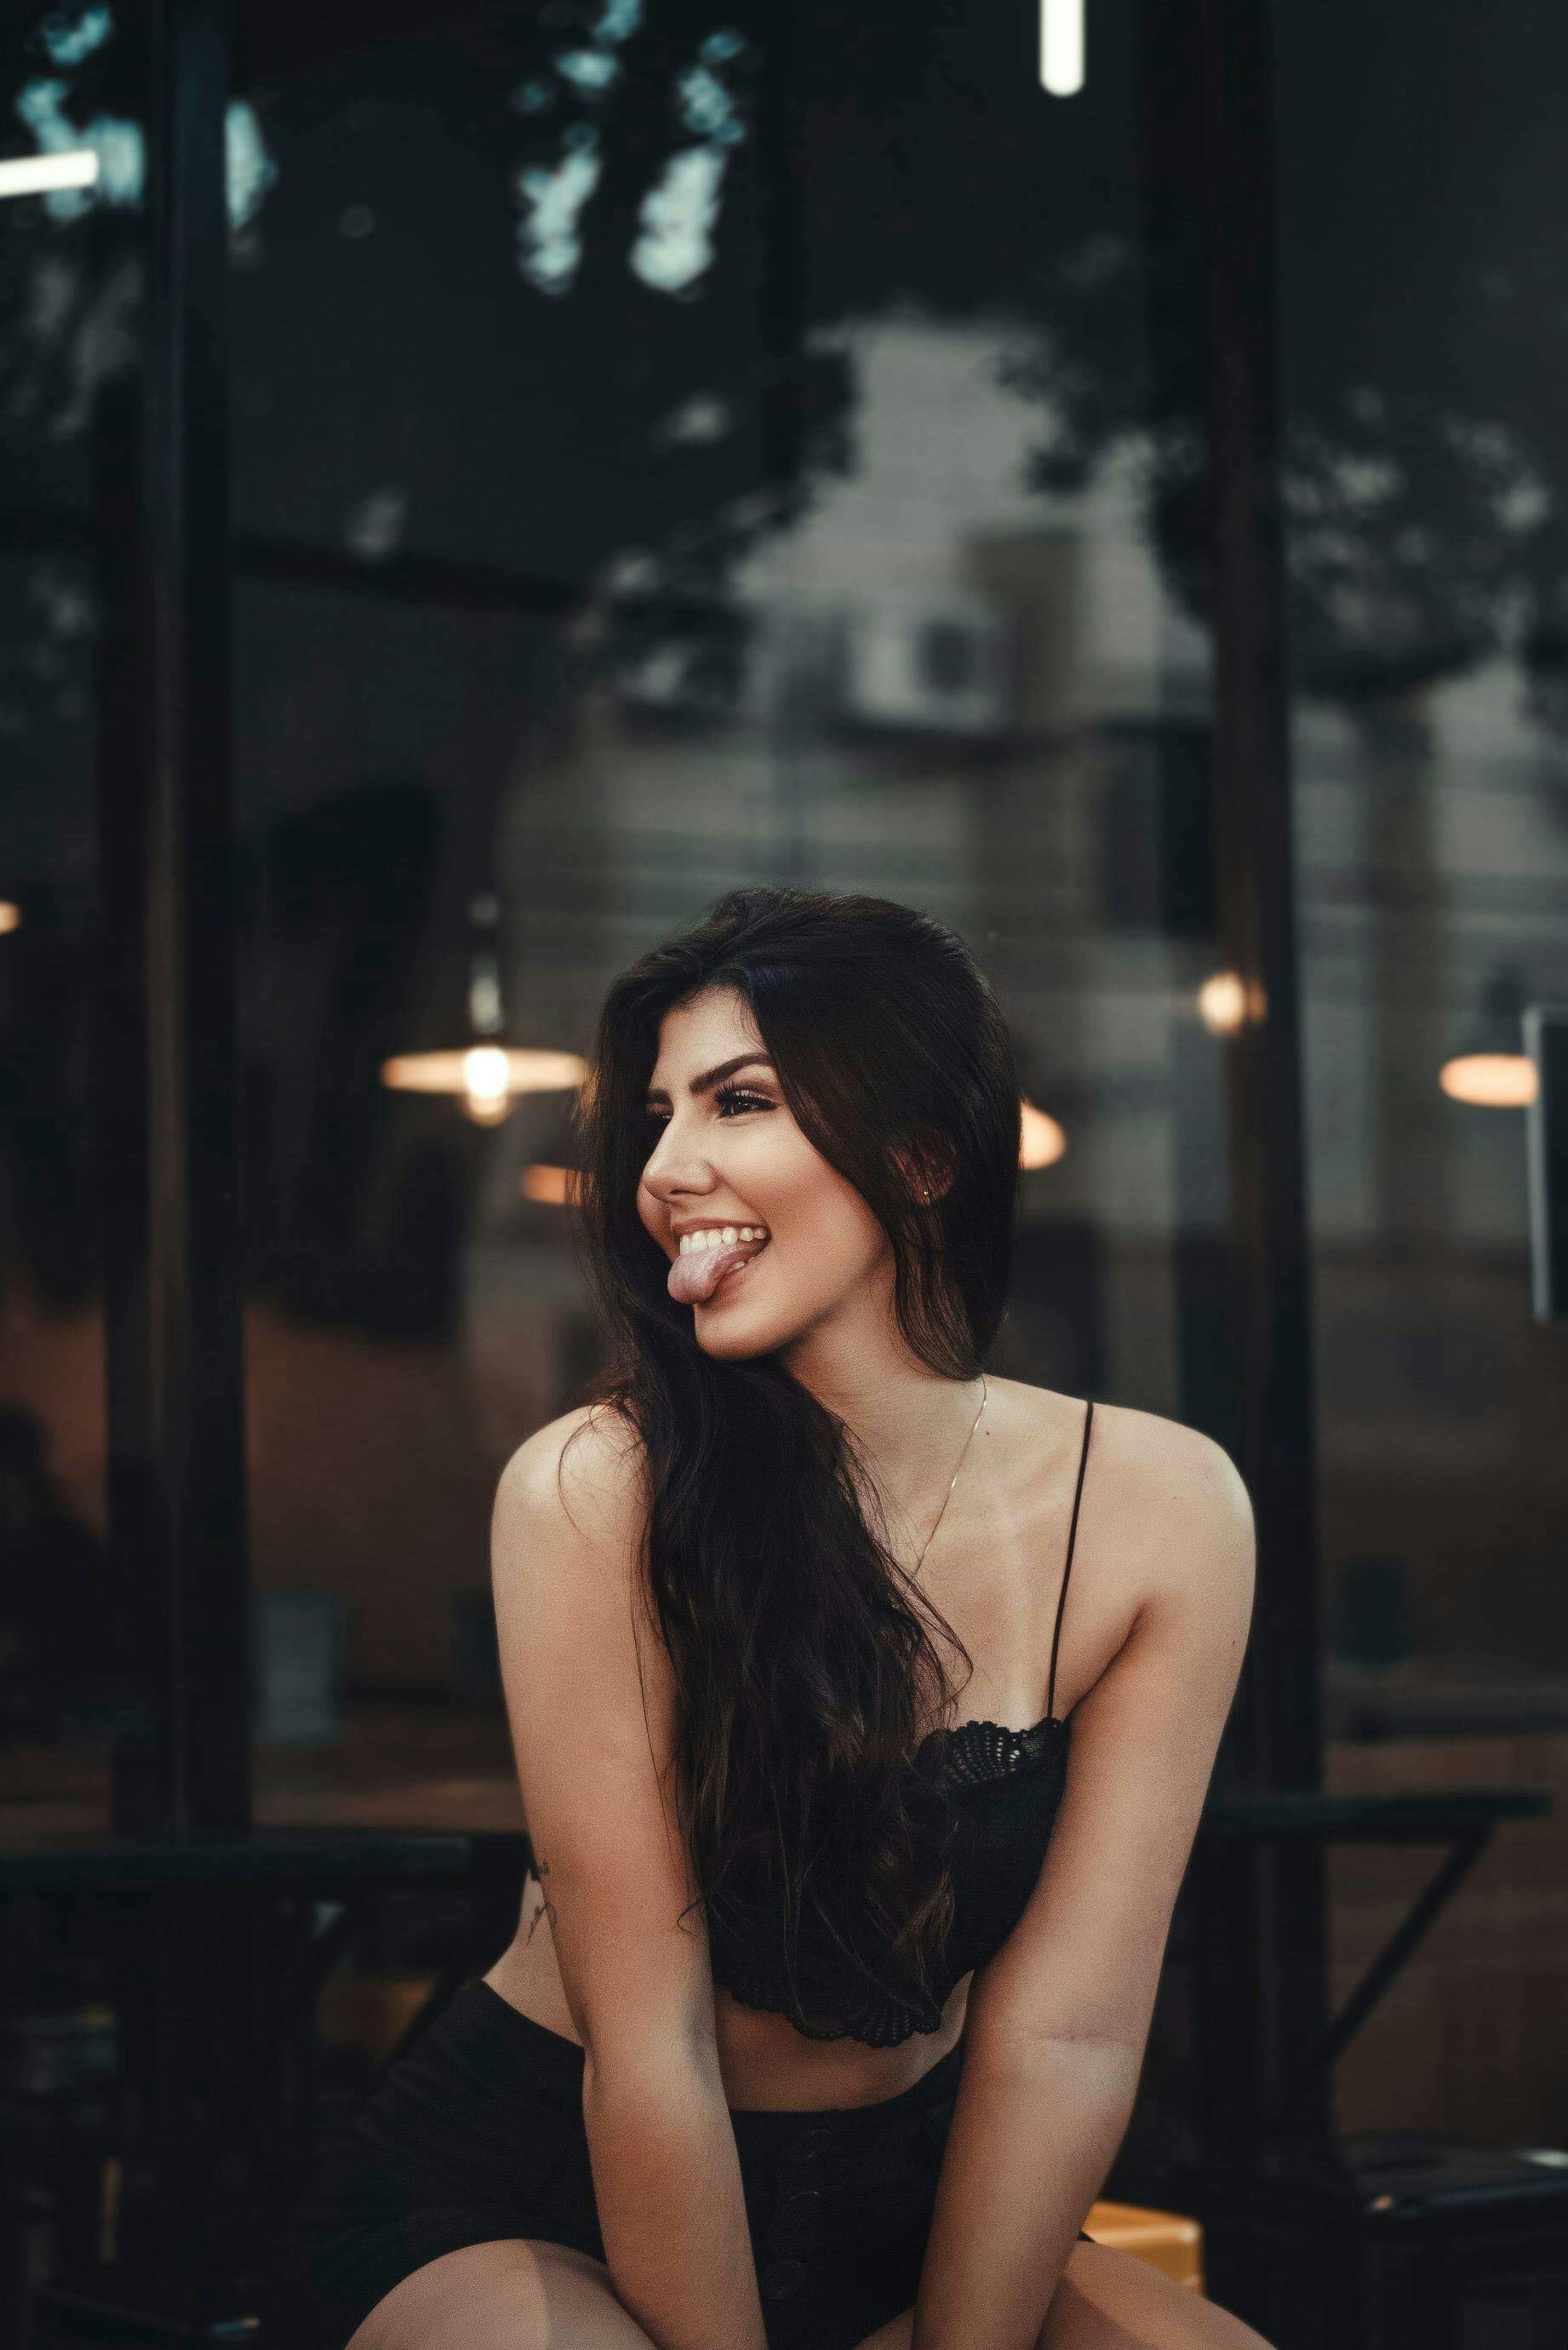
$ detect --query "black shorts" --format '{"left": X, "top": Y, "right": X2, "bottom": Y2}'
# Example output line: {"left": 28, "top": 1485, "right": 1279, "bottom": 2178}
{"left": 260, "top": 1978, "right": 973, "bottom": 2350}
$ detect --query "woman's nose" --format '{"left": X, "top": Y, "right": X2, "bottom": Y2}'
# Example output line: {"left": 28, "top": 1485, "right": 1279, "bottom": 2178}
{"left": 639, "top": 1123, "right": 710, "bottom": 1184}
{"left": 644, "top": 1126, "right": 712, "bottom": 1194}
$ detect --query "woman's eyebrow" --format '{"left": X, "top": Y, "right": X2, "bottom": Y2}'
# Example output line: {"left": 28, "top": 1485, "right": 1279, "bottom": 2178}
{"left": 643, "top": 1052, "right": 775, "bottom": 1105}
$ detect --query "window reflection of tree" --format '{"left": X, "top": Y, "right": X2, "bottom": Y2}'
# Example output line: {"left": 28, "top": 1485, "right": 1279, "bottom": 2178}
{"left": 10, "top": 6, "right": 1568, "bottom": 692}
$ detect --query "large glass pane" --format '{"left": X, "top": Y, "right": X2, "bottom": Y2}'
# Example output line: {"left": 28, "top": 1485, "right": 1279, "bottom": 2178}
{"left": 0, "top": 7, "right": 148, "bottom": 1842}
{"left": 1278, "top": 1, "right": 1568, "bottom": 2141}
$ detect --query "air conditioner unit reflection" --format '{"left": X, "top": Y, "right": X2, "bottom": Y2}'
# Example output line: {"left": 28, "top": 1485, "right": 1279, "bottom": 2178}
{"left": 837, "top": 599, "right": 1016, "bottom": 737}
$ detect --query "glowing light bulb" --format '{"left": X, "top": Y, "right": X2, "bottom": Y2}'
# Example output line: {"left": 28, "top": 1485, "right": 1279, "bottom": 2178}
{"left": 1439, "top": 1052, "right": 1537, "bottom": 1109}
{"left": 381, "top": 1043, "right": 587, "bottom": 1130}
{"left": 1040, "top": 0, "right": 1084, "bottom": 97}
{"left": 461, "top": 1045, "right": 512, "bottom": 1125}
{"left": 1198, "top": 971, "right": 1256, "bottom": 1035}
{"left": 0, "top": 151, "right": 100, "bottom": 198}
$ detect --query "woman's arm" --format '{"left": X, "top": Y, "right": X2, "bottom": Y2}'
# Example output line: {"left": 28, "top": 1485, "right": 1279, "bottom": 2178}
{"left": 569, "top": 1913, "right": 767, "bottom": 2350}
{"left": 493, "top": 1409, "right": 770, "bottom": 2350}
{"left": 911, "top": 1413, "right": 1256, "bottom": 2350}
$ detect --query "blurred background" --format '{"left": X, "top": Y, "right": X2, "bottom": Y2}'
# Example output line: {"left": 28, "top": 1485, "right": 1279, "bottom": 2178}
{"left": 3, "top": 3, "right": 1568, "bottom": 2343}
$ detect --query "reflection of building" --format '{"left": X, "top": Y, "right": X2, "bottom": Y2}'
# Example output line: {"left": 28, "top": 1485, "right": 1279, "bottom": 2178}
{"left": 483, "top": 319, "right": 1229, "bottom": 1451}
{"left": 504, "top": 318, "right": 1217, "bottom": 1251}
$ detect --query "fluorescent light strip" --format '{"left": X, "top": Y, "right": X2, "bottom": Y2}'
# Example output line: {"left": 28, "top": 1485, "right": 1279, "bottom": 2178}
{"left": 0, "top": 150, "right": 100, "bottom": 198}
{"left": 1040, "top": 0, "right": 1085, "bottom": 97}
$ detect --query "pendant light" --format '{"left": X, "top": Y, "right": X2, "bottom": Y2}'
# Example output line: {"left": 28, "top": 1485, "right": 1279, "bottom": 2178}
{"left": 1439, "top": 965, "right": 1539, "bottom": 1109}
{"left": 381, "top": 892, "right": 585, "bottom": 1126}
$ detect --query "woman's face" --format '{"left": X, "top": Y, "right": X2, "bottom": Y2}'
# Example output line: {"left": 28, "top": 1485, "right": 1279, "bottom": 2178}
{"left": 636, "top": 987, "right": 893, "bottom": 1362}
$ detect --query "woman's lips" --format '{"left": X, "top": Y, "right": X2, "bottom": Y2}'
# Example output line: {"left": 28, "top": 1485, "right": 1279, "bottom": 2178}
{"left": 667, "top": 1235, "right": 769, "bottom": 1305}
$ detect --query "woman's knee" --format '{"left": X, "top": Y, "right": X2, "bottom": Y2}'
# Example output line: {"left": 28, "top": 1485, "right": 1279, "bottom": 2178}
{"left": 346, "top": 2238, "right": 658, "bottom": 2350}
{"left": 1044, "top": 2240, "right": 1273, "bottom": 2349}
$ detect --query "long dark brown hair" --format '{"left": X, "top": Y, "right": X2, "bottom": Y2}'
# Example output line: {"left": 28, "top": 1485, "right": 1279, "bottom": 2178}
{"left": 564, "top": 886, "right": 1022, "bottom": 2031}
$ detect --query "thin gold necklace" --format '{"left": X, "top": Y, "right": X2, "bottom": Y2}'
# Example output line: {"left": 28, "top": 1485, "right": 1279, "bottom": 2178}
{"left": 910, "top": 1373, "right": 988, "bottom": 1583}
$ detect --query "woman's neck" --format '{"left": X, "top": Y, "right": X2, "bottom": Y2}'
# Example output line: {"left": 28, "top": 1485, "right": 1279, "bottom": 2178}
{"left": 793, "top": 1358, "right": 989, "bottom": 1532}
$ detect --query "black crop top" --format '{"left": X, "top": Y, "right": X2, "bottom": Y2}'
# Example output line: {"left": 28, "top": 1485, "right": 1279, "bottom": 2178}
{"left": 707, "top": 1397, "right": 1096, "bottom": 2048}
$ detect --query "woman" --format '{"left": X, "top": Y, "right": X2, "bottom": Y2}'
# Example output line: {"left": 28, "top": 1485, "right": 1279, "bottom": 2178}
{"left": 263, "top": 886, "right": 1265, "bottom": 2350}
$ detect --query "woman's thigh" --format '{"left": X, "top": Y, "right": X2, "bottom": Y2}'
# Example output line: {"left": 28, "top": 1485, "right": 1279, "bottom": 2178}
{"left": 848, "top": 2240, "right": 1273, "bottom": 2350}
{"left": 345, "top": 2238, "right": 656, "bottom": 2350}
{"left": 340, "top": 2225, "right": 1277, "bottom": 2350}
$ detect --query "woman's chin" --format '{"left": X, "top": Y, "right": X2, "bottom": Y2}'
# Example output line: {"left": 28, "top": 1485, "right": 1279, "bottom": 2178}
{"left": 694, "top": 1296, "right": 796, "bottom": 1360}
{"left": 696, "top": 1316, "right": 777, "bottom": 1360}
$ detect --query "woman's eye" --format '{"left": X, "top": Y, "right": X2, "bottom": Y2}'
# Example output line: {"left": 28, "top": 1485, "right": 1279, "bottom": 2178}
{"left": 641, "top": 1087, "right": 772, "bottom": 1132}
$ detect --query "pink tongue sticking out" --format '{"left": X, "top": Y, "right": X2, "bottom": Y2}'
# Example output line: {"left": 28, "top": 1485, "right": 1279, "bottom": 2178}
{"left": 668, "top": 1235, "right": 768, "bottom": 1304}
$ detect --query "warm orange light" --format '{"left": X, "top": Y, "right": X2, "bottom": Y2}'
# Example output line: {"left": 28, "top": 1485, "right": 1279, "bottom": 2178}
{"left": 457, "top": 1046, "right": 513, "bottom": 1125}
{"left": 381, "top": 1046, "right": 585, "bottom": 1096}
{"left": 1021, "top": 1098, "right": 1067, "bottom": 1168}
{"left": 383, "top": 1044, "right": 586, "bottom": 1124}
{"left": 1198, "top": 970, "right": 1265, "bottom": 1035}
{"left": 0, "top": 902, "right": 20, "bottom": 934}
{"left": 521, "top": 1162, "right": 586, "bottom": 1206}
{"left": 1199, "top": 972, "right": 1247, "bottom": 1035}
{"left": 1439, "top": 1052, "right": 1537, "bottom": 1108}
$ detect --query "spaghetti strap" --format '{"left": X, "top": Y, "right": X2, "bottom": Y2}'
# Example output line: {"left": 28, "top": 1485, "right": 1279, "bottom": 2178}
{"left": 1046, "top": 1397, "right": 1095, "bottom": 1722}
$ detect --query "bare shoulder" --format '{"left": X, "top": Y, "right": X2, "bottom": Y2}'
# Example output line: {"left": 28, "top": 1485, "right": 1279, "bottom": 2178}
{"left": 996, "top": 1376, "right": 1249, "bottom": 1516}
{"left": 1087, "top": 1396, "right": 1252, "bottom": 1522}
{"left": 494, "top": 1401, "right": 648, "bottom": 1555}
{"left": 994, "top": 1378, "right": 1254, "bottom": 1638}
{"left": 1084, "top": 1396, "right": 1256, "bottom": 1631}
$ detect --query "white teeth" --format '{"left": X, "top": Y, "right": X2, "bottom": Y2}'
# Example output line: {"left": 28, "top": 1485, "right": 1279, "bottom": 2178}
{"left": 678, "top": 1225, "right": 768, "bottom": 1253}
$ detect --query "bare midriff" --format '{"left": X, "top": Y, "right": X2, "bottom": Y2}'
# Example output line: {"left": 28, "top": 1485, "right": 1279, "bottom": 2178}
{"left": 481, "top": 1872, "right": 973, "bottom": 2111}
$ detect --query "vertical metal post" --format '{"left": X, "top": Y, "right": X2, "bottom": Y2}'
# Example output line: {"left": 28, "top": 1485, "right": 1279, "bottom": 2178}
{"left": 757, "top": 0, "right": 815, "bottom": 887}
{"left": 1197, "top": 0, "right": 1331, "bottom": 2136}
{"left": 107, "top": 0, "right": 248, "bottom": 1838}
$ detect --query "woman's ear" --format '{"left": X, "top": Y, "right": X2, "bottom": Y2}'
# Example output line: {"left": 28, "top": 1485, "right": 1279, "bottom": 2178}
{"left": 896, "top": 1132, "right": 957, "bottom": 1205}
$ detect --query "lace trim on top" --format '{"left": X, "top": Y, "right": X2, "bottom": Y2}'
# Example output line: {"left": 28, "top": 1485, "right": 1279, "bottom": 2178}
{"left": 711, "top": 1715, "right": 1071, "bottom": 2049}
{"left": 914, "top": 1711, "right": 1069, "bottom": 1786}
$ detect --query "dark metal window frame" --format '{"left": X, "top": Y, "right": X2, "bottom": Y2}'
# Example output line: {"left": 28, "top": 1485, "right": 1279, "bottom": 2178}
{"left": 104, "top": 0, "right": 249, "bottom": 1841}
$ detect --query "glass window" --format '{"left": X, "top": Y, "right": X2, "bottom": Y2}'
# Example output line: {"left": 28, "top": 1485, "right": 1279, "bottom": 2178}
{"left": 1279, "top": 0, "right": 1568, "bottom": 2141}
{"left": 232, "top": 5, "right": 1224, "bottom": 1840}
{"left": 0, "top": 4, "right": 149, "bottom": 1834}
